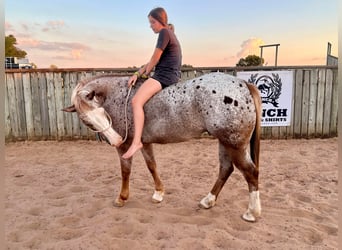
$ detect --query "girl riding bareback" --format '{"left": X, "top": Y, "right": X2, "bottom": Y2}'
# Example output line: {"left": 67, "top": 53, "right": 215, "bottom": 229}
{"left": 122, "top": 7, "right": 182, "bottom": 159}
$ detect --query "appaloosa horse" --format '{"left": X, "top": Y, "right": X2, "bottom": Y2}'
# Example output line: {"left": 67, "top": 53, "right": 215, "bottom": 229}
{"left": 63, "top": 72, "right": 262, "bottom": 222}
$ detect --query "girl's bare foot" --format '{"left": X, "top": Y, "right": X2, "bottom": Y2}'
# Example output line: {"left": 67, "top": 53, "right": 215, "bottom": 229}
{"left": 122, "top": 142, "right": 143, "bottom": 159}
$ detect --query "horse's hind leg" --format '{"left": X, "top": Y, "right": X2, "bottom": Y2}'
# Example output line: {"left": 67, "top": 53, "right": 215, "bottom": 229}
{"left": 141, "top": 143, "right": 165, "bottom": 203}
{"left": 233, "top": 149, "right": 261, "bottom": 222}
{"left": 200, "top": 142, "right": 234, "bottom": 209}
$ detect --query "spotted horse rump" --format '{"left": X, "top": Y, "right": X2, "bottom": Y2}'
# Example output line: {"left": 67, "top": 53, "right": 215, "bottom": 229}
{"left": 63, "top": 72, "right": 262, "bottom": 222}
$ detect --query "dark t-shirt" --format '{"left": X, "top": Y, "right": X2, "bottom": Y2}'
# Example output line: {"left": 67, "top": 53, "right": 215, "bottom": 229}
{"left": 152, "top": 28, "right": 182, "bottom": 87}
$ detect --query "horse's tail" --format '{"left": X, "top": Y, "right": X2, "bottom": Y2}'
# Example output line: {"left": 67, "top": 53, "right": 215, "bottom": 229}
{"left": 246, "top": 83, "right": 261, "bottom": 170}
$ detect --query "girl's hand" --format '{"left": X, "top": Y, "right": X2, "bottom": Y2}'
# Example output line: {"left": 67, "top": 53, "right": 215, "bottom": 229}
{"left": 128, "top": 74, "right": 138, "bottom": 87}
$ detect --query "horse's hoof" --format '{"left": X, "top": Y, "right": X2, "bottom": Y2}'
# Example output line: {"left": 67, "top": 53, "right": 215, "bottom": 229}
{"left": 113, "top": 197, "right": 126, "bottom": 207}
{"left": 199, "top": 192, "right": 216, "bottom": 209}
{"left": 242, "top": 191, "right": 261, "bottom": 222}
{"left": 242, "top": 209, "right": 259, "bottom": 222}
{"left": 152, "top": 190, "right": 164, "bottom": 203}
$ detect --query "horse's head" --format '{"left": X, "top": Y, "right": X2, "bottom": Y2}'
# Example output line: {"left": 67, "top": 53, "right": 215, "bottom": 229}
{"left": 62, "top": 77, "right": 123, "bottom": 147}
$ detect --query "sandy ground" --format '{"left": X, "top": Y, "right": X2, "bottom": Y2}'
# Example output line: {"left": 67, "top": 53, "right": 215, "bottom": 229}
{"left": 5, "top": 138, "right": 338, "bottom": 250}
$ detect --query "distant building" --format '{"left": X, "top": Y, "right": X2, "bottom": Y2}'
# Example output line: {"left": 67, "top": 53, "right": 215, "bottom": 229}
{"left": 5, "top": 57, "right": 32, "bottom": 69}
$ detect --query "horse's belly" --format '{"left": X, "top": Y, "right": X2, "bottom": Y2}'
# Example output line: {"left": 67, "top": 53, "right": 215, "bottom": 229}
{"left": 143, "top": 111, "right": 205, "bottom": 143}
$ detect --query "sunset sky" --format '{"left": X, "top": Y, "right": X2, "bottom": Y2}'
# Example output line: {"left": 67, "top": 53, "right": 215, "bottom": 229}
{"left": 5, "top": 0, "right": 338, "bottom": 68}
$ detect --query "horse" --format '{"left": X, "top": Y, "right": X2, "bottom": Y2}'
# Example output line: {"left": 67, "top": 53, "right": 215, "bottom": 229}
{"left": 63, "top": 72, "right": 262, "bottom": 222}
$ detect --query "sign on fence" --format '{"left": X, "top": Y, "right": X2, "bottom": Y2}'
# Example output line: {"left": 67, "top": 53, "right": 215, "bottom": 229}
{"left": 237, "top": 70, "right": 294, "bottom": 127}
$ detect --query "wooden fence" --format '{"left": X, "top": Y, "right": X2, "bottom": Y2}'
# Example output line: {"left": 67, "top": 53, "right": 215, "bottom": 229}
{"left": 5, "top": 66, "right": 338, "bottom": 142}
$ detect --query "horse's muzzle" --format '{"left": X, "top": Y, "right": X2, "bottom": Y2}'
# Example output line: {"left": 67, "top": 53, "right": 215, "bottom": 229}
{"left": 102, "top": 128, "right": 123, "bottom": 147}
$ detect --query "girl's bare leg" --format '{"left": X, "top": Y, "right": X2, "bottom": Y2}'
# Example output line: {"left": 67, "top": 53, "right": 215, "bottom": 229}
{"left": 122, "top": 78, "right": 162, "bottom": 159}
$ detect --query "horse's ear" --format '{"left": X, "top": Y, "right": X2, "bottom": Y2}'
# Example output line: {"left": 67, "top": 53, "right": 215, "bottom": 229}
{"left": 62, "top": 105, "right": 76, "bottom": 112}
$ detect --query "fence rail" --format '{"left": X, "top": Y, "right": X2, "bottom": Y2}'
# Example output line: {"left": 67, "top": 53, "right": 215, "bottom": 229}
{"left": 5, "top": 66, "right": 338, "bottom": 142}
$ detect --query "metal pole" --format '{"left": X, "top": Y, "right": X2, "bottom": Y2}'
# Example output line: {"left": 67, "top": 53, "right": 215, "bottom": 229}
{"left": 260, "top": 47, "right": 264, "bottom": 66}
{"left": 275, "top": 45, "right": 279, "bottom": 66}
{"left": 259, "top": 44, "right": 280, "bottom": 67}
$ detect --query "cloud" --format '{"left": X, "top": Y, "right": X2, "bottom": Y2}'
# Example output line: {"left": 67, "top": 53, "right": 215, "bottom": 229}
{"left": 236, "top": 38, "right": 265, "bottom": 58}
{"left": 17, "top": 38, "right": 40, "bottom": 47}
{"left": 17, "top": 37, "right": 91, "bottom": 61}
{"left": 18, "top": 38, "right": 90, "bottom": 52}
{"left": 6, "top": 19, "right": 66, "bottom": 35}
{"left": 5, "top": 22, "right": 14, "bottom": 32}
{"left": 47, "top": 20, "right": 65, "bottom": 28}
{"left": 71, "top": 49, "right": 83, "bottom": 59}
{"left": 21, "top": 23, "right": 29, "bottom": 31}
{"left": 42, "top": 20, "right": 65, "bottom": 32}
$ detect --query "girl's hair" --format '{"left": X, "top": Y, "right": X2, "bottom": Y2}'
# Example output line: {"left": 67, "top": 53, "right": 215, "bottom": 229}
{"left": 168, "top": 23, "right": 175, "bottom": 32}
{"left": 148, "top": 7, "right": 168, "bottom": 27}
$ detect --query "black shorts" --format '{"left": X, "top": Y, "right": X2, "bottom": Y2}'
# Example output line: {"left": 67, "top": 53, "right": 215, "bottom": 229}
{"left": 151, "top": 75, "right": 173, "bottom": 89}
{"left": 152, "top": 70, "right": 181, "bottom": 89}
{"left": 159, "top": 82, "right": 169, "bottom": 89}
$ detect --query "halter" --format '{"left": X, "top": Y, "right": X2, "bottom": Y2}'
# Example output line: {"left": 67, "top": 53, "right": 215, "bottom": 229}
{"left": 81, "top": 109, "right": 113, "bottom": 134}
{"left": 81, "top": 85, "right": 132, "bottom": 144}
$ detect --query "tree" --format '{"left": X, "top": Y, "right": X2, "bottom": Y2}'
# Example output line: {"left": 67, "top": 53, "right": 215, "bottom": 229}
{"left": 5, "top": 35, "right": 27, "bottom": 58}
{"left": 182, "top": 64, "right": 193, "bottom": 68}
{"left": 236, "top": 55, "right": 264, "bottom": 67}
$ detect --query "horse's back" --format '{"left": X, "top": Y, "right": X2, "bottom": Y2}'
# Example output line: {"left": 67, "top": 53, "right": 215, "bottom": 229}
{"left": 143, "top": 73, "right": 257, "bottom": 145}
{"left": 189, "top": 73, "right": 257, "bottom": 145}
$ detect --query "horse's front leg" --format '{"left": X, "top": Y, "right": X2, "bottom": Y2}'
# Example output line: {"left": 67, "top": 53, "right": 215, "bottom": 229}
{"left": 141, "top": 143, "right": 164, "bottom": 203}
{"left": 114, "top": 145, "right": 133, "bottom": 207}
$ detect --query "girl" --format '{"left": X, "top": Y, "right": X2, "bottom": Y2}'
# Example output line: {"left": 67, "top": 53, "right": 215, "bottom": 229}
{"left": 122, "top": 7, "right": 182, "bottom": 159}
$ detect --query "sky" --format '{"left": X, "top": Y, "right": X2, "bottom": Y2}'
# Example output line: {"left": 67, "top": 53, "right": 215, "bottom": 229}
{"left": 5, "top": 0, "right": 338, "bottom": 68}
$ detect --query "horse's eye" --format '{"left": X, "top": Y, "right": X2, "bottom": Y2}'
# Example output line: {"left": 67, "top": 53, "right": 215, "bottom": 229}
{"left": 86, "top": 91, "right": 95, "bottom": 100}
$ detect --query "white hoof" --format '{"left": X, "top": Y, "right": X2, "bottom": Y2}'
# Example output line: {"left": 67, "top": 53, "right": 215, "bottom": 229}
{"left": 242, "top": 209, "right": 257, "bottom": 222}
{"left": 152, "top": 190, "right": 164, "bottom": 203}
{"left": 242, "top": 191, "right": 261, "bottom": 222}
{"left": 113, "top": 197, "right": 126, "bottom": 207}
{"left": 199, "top": 192, "right": 216, "bottom": 209}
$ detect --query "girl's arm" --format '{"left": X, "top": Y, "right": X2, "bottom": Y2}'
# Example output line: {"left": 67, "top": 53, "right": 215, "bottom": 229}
{"left": 128, "top": 48, "right": 163, "bottom": 87}
{"left": 145, "top": 48, "right": 163, "bottom": 75}
{"left": 137, "top": 64, "right": 148, "bottom": 76}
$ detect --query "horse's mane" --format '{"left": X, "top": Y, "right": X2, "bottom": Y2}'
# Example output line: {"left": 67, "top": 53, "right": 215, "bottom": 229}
{"left": 77, "top": 73, "right": 132, "bottom": 87}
